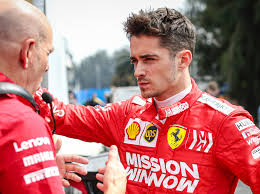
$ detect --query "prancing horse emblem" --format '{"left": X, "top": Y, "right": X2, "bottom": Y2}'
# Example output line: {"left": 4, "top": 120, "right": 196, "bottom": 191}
{"left": 167, "top": 125, "right": 186, "bottom": 150}
{"left": 170, "top": 128, "right": 181, "bottom": 142}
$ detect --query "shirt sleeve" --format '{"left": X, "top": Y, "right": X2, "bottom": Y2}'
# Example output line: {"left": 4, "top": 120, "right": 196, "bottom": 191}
{"left": 34, "top": 87, "right": 131, "bottom": 147}
{"left": 215, "top": 111, "right": 260, "bottom": 193}
{"left": 0, "top": 110, "right": 64, "bottom": 194}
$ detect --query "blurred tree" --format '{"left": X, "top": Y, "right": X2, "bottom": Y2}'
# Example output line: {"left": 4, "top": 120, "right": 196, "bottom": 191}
{"left": 186, "top": 0, "right": 260, "bottom": 118}
{"left": 76, "top": 50, "right": 114, "bottom": 88}
{"left": 111, "top": 47, "right": 136, "bottom": 86}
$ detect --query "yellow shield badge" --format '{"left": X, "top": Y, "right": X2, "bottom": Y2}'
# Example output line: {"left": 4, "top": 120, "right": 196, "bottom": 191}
{"left": 167, "top": 125, "right": 186, "bottom": 150}
{"left": 126, "top": 122, "right": 140, "bottom": 140}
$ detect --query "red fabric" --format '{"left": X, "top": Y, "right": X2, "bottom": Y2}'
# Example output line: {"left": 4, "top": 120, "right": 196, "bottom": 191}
{"left": 70, "top": 181, "right": 88, "bottom": 194}
{"left": 0, "top": 73, "right": 64, "bottom": 194}
{"left": 35, "top": 79, "right": 260, "bottom": 194}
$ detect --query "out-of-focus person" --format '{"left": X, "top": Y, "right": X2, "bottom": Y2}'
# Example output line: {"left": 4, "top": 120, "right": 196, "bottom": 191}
{"left": 205, "top": 80, "right": 220, "bottom": 97}
{"left": 104, "top": 91, "right": 112, "bottom": 104}
{"left": 84, "top": 93, "right": 105, "bottom": 106}
{"left": 68, "top": 90, "right": 78, "bottom": 105}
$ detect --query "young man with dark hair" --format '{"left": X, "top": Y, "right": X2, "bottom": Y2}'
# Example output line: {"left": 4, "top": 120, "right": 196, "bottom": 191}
{"left": 36, "top": 8, "right": 260, "bottom": 193}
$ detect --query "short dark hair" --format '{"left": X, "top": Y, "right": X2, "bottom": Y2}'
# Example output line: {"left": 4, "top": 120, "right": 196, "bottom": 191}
{"left": 124, "top": 8, "right": 196, "bottom": 56}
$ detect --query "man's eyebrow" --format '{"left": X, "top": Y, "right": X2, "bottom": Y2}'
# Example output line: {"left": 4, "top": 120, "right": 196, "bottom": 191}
{"left": 130, "top": 54, "right": 159, "bottom": 61}
{"left": 140, "top": 54, "right": 158, "bottom": 58}
{"left": 130, "top": 56, "right": 136, "bottom": 61}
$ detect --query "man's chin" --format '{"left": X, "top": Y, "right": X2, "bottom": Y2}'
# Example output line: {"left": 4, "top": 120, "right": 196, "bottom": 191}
{"left": 140, "top": 90, "right": 154, "bottom": 99}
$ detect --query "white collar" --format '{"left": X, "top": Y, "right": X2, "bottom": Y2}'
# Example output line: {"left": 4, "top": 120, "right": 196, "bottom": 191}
{"left": 154, "top": 85, "right": 192, "bottom": 108}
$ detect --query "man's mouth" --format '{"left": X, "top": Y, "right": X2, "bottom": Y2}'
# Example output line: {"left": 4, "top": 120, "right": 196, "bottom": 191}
{"left": 138, "top": 81, "right": 149, "bottom": 87}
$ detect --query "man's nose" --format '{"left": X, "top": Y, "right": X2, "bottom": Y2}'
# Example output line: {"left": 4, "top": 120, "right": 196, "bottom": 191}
{"left": 134, "top": 62, "right": 145, "bottom": 78}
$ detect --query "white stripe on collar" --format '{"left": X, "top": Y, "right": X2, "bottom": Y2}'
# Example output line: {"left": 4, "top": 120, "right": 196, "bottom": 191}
{"left": 154, "top": 85, "right": 192, "bottom": 108}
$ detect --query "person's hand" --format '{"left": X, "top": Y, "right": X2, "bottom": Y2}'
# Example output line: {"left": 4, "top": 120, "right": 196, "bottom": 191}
{"left": 96, "top": 145, "right": 127, "bottom": 194}
{"left": 54, "top": 137, "right": 89, "bottom": 187}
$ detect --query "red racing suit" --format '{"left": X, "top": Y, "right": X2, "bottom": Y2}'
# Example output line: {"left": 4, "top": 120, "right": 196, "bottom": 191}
{"left": 0, "top": 73, "right": 64, "bottom": 194}
{"left": 35, "top": 79, "right": 260, "bottom": 194}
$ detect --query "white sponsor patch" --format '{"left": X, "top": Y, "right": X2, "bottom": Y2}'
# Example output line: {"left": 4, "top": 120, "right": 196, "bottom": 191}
{"left": 235, "top": 118, "right": 255, "bottom": 131}
{"left": 132, "top": 96, "right": 146, "bottom": 106}
{"left": 198, "top": 94, "right": 235, "bottom": 115}
{"left": 187, "top": 130, "right": 213, "bottom": 153}
{"left": 124, "top": 119, "right": 159, "bottom": 147}
{"left": 247, "top": 136, "right": 260, "bottom": 146}
{"left": 126, "top": 152, "right": 199, "bottom": 193}
{"left": 241, "top": 126, "right": 260, "bottom": 139}
{"left": 251, "top": 146, "right": 260, "bottom": 160}
{"left": 13, "top": 137, "right": 51, "bottom": 153}
{"left": 24, "top": 166, "right": 59, "bottom": 185}
{"left": 165, "top": 102, "right": 189, "bottom": 117}
{"left": 23, "top": 151, "right": 55, "bottom": 167}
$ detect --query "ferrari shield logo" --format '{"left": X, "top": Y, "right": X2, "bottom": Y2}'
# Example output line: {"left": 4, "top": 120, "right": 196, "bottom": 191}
{"left": 167, "top": 125, "right": 186, "bottom": 150}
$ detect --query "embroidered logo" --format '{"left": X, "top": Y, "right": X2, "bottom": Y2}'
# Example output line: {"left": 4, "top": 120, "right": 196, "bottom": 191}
{"left": 124, "top": 119, "right": 159, "bottom": 147}
{"left": 187, "top": 130, "right": 213, "bottom": 153}
{"left": 126, "top": 122, "right": 140, "bottom": 140}
{"left": 167, "top": 125, "right": 187, "bottom": 150}
{"left": 144, "top": 124, "right": 157, "bottom": 143}
{"left": 235, "top": 118, "right": 255, "bottom": 131}
{"left": 165, "top": 102, "right": 189, "bottom": 117}
{"left": 198, "top": 94, "right": 234, "bottom": 115}
{"left": 252, "top": 146, "right": 260, "bottom": 160}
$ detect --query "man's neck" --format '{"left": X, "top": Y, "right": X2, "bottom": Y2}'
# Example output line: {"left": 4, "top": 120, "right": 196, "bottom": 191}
{"left": 154, "top": 84, "right": 192, "bottom": 108}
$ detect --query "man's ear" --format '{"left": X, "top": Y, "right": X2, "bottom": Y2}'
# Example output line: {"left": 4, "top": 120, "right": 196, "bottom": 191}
{"left": 176, "top": 50, "right": 192, "bottom": 70}
{"left": 19, "top": 38, "right": 36, "bottom": 69}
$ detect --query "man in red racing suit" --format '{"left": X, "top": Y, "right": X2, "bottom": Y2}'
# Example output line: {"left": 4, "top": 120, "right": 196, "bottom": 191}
{"left": 0, "top": 75, "right": 64, "bottom": 193}
{"left": 0, "top": 1, "right": 88, "bottom": 192}
{"left": 35, "top": 8, "right": 260, "bottom": 194}
{"left": 35, "top": 78, "right": 260, "bottom": 193}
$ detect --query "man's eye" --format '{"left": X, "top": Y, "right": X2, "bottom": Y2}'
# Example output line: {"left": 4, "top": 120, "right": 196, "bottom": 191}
{"left": 131, "top": 59, "right": 137, "bottom": 64}
{"left": 145, "top": 58, "right": 155, "bottom": 61}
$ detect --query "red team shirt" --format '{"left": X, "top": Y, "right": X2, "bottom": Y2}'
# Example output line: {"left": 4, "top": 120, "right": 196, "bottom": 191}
{"left": 0, "top": 73, "right": 64, "bottom": 194}
{"left": 35, "top": 79, "right": 260, "bottom": 194}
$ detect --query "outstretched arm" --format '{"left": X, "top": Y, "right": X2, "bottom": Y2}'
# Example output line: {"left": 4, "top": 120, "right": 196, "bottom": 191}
{"left": 34, "top": 88, "right": 128, "bottom": 147}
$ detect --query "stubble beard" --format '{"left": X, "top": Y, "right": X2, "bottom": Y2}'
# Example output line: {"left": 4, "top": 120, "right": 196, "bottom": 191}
{"left": 140, "top": 70, "right": 177, "bottom": 100}
{"left": 140, "top": 87, "right": 160, "bottom": 99}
